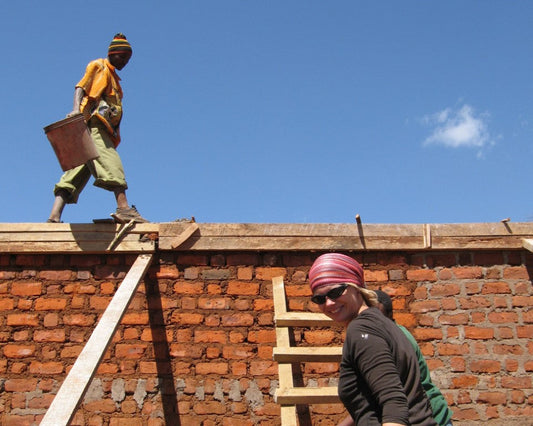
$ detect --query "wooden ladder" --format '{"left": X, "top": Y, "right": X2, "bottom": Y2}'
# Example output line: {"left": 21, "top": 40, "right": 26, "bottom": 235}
{"left": 272, "top": 276, "right": 343, "bottom": 425}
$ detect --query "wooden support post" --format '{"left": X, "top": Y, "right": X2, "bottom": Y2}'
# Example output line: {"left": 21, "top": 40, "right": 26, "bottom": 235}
{"left": 40, "top": 254, "right": 153, "bottom": 426}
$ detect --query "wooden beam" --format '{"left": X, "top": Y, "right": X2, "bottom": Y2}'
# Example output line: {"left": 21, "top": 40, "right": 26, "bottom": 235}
{"left": 522, "top": 238, "right": 533, "bottom": 253}
{"left": 40, "top": 254, "right": 153, "bottom": 426}
{"left": 1, "top": 221, "right": 533, "bottom": 253}
{"left": 273, "top": 347, "right": 342, "bottom": 362}
{"left": 275, "top": 387, "right": 340, "bottom": 404}
{"left": 275, "top": 312, "right": 337, "bottom": 328}
{"left": 158, "top": 222, "right": 533, "bottom": 251}
{"left": 0, "top": 223, "right": 156, "bottom": 253}
{"left": 170, "top": 222, "right": 199, "bottom": 248}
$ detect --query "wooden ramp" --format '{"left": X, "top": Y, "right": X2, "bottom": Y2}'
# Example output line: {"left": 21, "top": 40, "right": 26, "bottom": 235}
{"left": 272, "top": 276, "right": 342, "bottom": 425}
{"left": 40, "top": 254, "right": 153, "bottom": 426}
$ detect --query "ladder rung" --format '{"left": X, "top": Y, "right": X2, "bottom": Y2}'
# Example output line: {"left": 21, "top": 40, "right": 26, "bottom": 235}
{"left": 275, "top": 387, "right": 340, "bottom": 404}
{"left": 275, "top": 312, "right": 336, "bottom": 327}
{"left": 273, "top": 346, "right": 342, "bottom": 362}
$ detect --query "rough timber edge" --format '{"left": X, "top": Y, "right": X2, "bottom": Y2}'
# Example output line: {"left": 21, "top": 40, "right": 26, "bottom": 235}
{"left": 1, "top": 221, "right": 533, "bottom": 253}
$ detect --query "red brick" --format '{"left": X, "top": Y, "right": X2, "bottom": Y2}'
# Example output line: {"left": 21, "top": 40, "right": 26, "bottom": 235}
{"left": 481, "top": 281, "right": 511, "bottom": 294}
{"left": 469, "top": 360, "right": 501, "bottom": 373}
{"left": 61, "top": 345, "right": 83, "bottom": 358}
{"left": 121, "top": 312, "right": 149, "bottom": 325}
{"left": 3, "top": 415, "right": 38, "bottom": 426}
{"left": 196, "top": 362, "right": 228, "bottom": 375}
{"left": 512, "top": 295, "right": 533, "bottom": 307}
{"left": 173, "top": 281, "right": 204, "bottom": 295}
{"left": 27, "top": 393, "right": 55, "bottom": 409}
{"left": 115, "top": 344, "right": 147, "bottom": 359}
{"left": 39, "top": 270, "right": 73, "bottom": 280}
{"left": 406, "top": 269, "right": 437, "bottom": 281}
{"left": 429, "top": 283, "right": 460, "bottom": 297}
{"left": 110, "top": 418, "right": 143, "bottom": 426}
{"left": 221, "top": 313, "right": 254, "bottom": 327}
{"left": 34, "top": 298, "right": 67, "bottom": 311}
{"left": 0, "top": 298, "right": 15, "bottom": 310}
{"left": 364, "top": 270, "right": 388, "bottom": 282}
{"left": 247, "top": 330, "right": 276, "bottom": 344}
{"left": 501, "top": 375, "right": 532, "bottom": 389}
{"left": 227, "top": 281, "right": 260, "bottom": 296}
{"left": 458, "top": 296, "right": 491, "bottom": 309}
{"left": 439, "top": 313, "right": 469, "bottom": 325}
{"left": 412, "top": 328, "right": 442, "bottom": 341}
{"left": 12, "top": 281, "right": 42, "bottom": 296}
{"left": 237, "top": 266, "right": 253, "bottom": 280}
{"left": 222, "top": 345, "right": 254, "bottom": 359}
{"left": 170, "top": 312, "right": 204, "bottom": 325}
{"left": 193, "top": 401, "right": 227, "bottom": 415}
{"left": 169, "top": 343, "right": 203, "bottom": 358}
{"left": 83, "top": 399, "right": 117, "bottom": 413}
{"left": 451, "top": 375, "right": 478, "bottom": 388}
{"left": 410, "top": 300, "right": 440, "bottom": 313}
{"left": 452, "top": 266, "right": 483, "bottom": 279}
{"left": 303, "top": 330, "right": 336, "bottom": 345}
{"left": 249, "top": 360, "right": 277, "bottom": 375}
{"left": 155, "top": 265, "right": 180, "bottom": 279}
{"left": 33, "top": 329, "right": 65, "bottom": 342}
{"left": 503, "top": 266, "right": 529, "bottom": 279}
{"left": 255, "top": 267, "right": 287, "bottom": 280}
{"left": 194, "top": 330, "right": 227, "bottom": 344}
{"left": 7, "top": 313, "right": 39, "bottom": 326}
{"left": 464, "top": 326, "right": 494, "bottom": 339}
{"left": 29, "top": 361, "right": 64, "bottom": 374}
{"left": 3, "top": 344, "right": 36, "bottom": 358}
{"left": 197, "top": 297, "right": 231, "bottom": 310}
{"left": 487, "top": 312, "right": 519, "bottom": 324}
{"left": 63, "top": 314, "right": 96, "bottom": 326}
{"left": 253, "top": 299, "right": 273, "bottom": 311}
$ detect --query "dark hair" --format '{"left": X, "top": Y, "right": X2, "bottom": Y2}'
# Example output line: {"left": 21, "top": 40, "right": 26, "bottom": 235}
{"left": 374, "top": 289, "right": 393, "bottom": 320}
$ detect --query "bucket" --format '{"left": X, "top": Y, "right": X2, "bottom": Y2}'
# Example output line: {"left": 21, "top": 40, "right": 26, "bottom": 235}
{"left": 44, "top": 114, "right": 99, "bottom": 171}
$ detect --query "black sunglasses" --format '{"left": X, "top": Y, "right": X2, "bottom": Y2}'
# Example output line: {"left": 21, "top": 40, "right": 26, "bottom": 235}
{"left": 311, "top": 284, "right": 349, "bottom": 305}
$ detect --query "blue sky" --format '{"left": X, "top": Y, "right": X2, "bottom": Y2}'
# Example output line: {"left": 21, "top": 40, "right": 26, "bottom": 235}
{"left": 1, "top": 1, "right": 532, "bottom": 224}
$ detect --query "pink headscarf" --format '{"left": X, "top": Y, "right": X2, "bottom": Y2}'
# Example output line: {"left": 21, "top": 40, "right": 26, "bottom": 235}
{"left": 309, "top": 253, "right": 365, "bottom": 292}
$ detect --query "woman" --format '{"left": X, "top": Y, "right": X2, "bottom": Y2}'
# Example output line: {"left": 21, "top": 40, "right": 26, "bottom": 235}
{"left": 309, "top": 253, "right": 436, "bottom": 426}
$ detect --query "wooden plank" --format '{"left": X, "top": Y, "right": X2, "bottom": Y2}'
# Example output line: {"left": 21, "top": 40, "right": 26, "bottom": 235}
{"left": 170, "top": 222, "right": 199, "bottom": 248}
{"left": 275, "top": 387, "right": 340, "bottom": 404}
{"left": 2, "top": 221, "right": 533, "bottom": 253}
{"left": 0, "top": 222, "right": 156, "bottom": 253}
{"left": 273, "top": 347, "right": 342, "bottom": 362}
{"left": 275, "top": 312, "right": 337, "bottom": 327}
{"left": 523, "top": 239, "right": 533, "bottom": 253}
{"left": 159, "top": 236, "right": 426, "bottom": 251}
{"left": 0, "top": 240, "right": 154, "bottom": 254}
{"left": 431, "top": 236, "right": 526, "bottom": 250}
{"left": 40, "top": 254, "right": 153, "bottom": 426}
{"left": 0, "top": 223, "right": 158, "bottom": 233}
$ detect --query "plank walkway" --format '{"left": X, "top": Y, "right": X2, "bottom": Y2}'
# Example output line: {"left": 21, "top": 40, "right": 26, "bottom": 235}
{"left": 1, "top": 222, "right": 533, "bottom": 253}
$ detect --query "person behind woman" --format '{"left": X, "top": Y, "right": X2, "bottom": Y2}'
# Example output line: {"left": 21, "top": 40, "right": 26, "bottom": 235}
{"left": 374, "top": 290, "right": 453, "bottom": 426}
{"left": 309, "top": 253, "right": 436, "bottom": 426}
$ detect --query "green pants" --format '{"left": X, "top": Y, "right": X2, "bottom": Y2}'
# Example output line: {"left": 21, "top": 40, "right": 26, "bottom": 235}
{"left": 54, "top": 119, "right": 128, "bottom": 204}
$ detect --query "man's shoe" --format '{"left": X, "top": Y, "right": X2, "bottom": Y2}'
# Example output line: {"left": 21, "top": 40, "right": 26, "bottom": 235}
{"left": 112, "top": 205, "right": 149, "bottom": 223}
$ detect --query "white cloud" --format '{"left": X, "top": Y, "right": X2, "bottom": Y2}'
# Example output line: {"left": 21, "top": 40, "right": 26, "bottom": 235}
{"left": 422, "top": 104, "right": 492, "bottom": 150}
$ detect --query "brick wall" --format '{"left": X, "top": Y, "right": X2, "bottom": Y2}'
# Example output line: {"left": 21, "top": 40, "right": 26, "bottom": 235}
{"left": 0, "top": 250, "right": 532, "bottom": 425}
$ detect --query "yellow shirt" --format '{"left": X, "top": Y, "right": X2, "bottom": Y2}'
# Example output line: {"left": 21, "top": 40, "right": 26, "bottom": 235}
{"left": 77, "top": 58, "right": 123, "bottom": 146}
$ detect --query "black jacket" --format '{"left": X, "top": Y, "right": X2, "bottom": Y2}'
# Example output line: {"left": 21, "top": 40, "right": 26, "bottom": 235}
{"left": 338, "top": 308, "right": 436, "bottom": 425}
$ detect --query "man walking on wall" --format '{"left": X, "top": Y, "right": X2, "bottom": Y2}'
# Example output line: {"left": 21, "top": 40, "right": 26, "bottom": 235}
{"left": 47, "top": 33, "right": 148, "bottom": 224}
